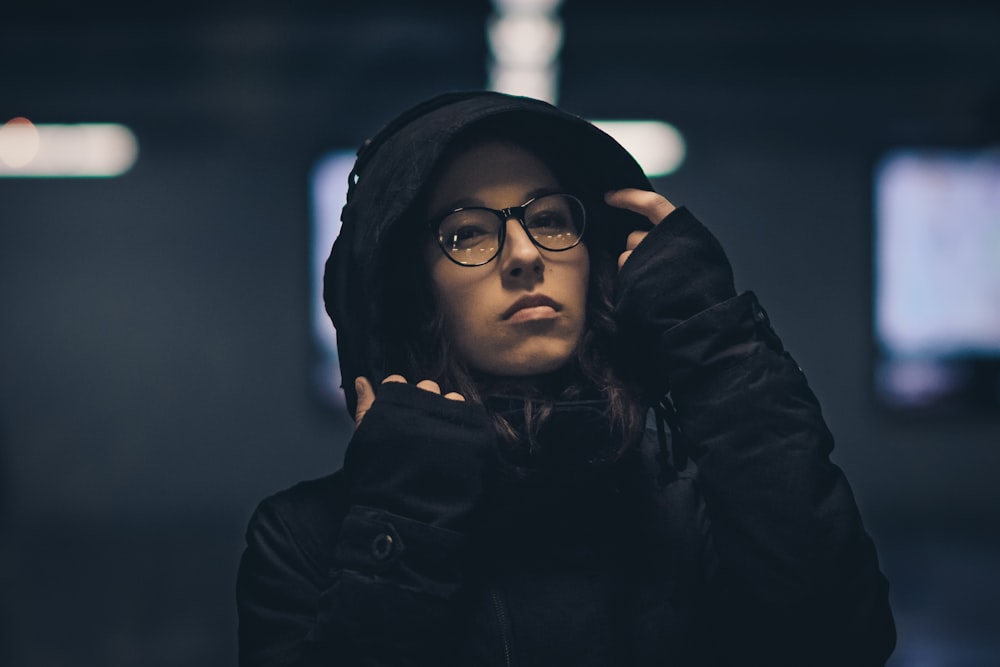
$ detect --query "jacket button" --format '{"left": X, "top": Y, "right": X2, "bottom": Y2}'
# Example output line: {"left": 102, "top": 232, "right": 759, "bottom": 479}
{"left": 371, "top": 533, "right": 394, "bottom": 560}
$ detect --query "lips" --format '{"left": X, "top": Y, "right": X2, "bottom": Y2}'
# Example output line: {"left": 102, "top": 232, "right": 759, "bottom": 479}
{"left": 501, "top": 294, "right": 562, "bottom": 320}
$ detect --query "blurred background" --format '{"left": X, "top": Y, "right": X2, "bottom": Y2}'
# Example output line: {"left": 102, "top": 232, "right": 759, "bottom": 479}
{"left": 2, "top": 1, "right": 999, "bottom": 665}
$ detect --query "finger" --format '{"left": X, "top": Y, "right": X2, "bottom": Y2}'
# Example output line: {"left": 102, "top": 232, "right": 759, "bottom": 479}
{"left": 354, "top": 376, "right": 375, "bottom": 425}
{"left": 442, "top": 391, "right": 466, "bottom": 402}
{"left": 604, "top": 188, "right": 675, "bottom": 225}
{"left": 381, "top": 374, "right": 407, "bottom": 384}
{"left": 415, "top": 379, "right": 442, "bottom": 394}
{"left": 620, "top": 230, "right": 649, "bottom": 271}
{"left": 618, "top": 250, "right": 633, "bottom": 270}
{"left": 625, "top": 230, "right": 648, "bottom": 251}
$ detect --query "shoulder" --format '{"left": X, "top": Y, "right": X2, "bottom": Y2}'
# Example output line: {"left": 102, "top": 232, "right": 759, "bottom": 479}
{"left": 244, "top": 471, "right": 349, "bottom": 579}
{"left": 251, "top": 470, "right": 348, "bottom": 522}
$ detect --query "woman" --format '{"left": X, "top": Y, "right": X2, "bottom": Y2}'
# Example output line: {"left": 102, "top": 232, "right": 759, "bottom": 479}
{"left": 237, "top": 91, "right": 896, "bottom": 666}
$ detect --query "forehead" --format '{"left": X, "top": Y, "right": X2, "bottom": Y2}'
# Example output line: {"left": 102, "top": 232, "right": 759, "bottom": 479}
{"left": 426, "top": 139, "right": 561, "bottom": 211}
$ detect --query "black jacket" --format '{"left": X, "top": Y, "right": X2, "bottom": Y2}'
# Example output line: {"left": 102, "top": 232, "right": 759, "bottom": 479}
{"left": 237, "top": 92, "right": 895, "bottom": 665}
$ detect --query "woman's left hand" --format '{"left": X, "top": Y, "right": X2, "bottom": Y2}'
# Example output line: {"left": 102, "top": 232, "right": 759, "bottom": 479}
{"left": 604, "top": 188, "right": 676, "bottom": 270}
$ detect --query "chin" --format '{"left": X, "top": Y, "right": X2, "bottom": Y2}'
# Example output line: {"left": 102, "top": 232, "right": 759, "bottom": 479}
{"left": 477, "top": 342, "right": 578, "bottom": 377}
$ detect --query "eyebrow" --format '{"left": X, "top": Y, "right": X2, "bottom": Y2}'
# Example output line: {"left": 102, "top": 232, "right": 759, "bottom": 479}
{"left": 438, "top": 186, "right": 562, "bottom": 215}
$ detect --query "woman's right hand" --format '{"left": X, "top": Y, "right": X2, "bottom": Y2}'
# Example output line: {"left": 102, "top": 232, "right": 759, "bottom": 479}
{"left": 354, "top": 375, "right": 465, "bottom": 425}
{"left": 604, "top": 188, "right": 676, "bottom": 270}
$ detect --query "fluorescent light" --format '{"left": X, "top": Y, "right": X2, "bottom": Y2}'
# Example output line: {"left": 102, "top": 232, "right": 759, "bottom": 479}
{"left": 0, "top": 118, "right": 138, "bottom": 178}
{"left": 0, "top": 117, "right": 40, "bottom": 167}
{"left": 487, "top": 0, "right": 563, "bottom": 104}
{"left": 591, "top": 120, "right": 686, "bottom": 177}
{"left": 492, "top": 0, "right": 562, "bottom": 12}
{"left": 488, "top": 14, "right": 563, "bottom": 68}
{"left": 489, "top": 65, "right": 559, "bottom": 104}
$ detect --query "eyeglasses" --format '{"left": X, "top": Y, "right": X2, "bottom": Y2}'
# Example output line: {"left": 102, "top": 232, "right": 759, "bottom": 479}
{"left": 428, "top": 193, "right": 586, "bottom": 267}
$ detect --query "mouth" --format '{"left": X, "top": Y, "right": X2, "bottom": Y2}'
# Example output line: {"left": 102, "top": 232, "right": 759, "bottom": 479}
{"left": 502, "top": 294, "right": 562, "bottom": 322}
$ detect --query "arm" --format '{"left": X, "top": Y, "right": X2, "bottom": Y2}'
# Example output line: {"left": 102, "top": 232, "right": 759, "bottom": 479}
{"left": 610, "top": 190, "right": 895, "bottom": 665}
{"left": 237, "top": 380, "right": 496, "bottom": 666}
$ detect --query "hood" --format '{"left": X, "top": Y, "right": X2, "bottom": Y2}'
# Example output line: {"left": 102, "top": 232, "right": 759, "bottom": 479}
{"left": 323, "top": 91, "right": 653, "bottom": 417}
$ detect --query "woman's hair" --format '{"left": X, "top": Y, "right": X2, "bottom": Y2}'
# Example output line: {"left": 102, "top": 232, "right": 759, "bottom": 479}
{"left": 376, "top": 121, "right": 646, "bottom": 466}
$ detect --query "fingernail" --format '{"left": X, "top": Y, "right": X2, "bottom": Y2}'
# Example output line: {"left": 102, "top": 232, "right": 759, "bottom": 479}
{"left": 354, "top": 377, "right": 364, "bottom": 396}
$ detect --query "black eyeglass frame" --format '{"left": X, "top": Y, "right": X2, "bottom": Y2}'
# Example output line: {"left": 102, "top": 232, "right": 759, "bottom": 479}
{"left": 426, "top": 193, "right": 587, "bottom": 267}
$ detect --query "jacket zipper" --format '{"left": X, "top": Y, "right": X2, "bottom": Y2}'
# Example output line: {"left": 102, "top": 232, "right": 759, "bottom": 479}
{"left": 490, "top": 589, "right": 513, "bottom": 667}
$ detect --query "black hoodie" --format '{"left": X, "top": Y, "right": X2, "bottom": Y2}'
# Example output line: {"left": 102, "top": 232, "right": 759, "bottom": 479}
{"left": 237, "top": 91, "right": 896, "bottom": 666}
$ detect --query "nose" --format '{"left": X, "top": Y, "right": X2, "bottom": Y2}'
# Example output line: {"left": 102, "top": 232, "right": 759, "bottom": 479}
{"left": 499, "top": 217, "right": 543, "bottom": 280}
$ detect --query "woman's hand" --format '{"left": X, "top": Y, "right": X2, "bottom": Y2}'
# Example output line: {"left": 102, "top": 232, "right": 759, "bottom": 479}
{"left": 354, "top": 375, "right": 465, "bottom": 425}
{"left": 604, "top": 188, "right": 676, "bottom": 270}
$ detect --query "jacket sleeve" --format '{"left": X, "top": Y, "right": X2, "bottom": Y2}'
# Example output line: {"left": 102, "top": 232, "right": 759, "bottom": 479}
{"left": 614, "top": 207, "right": 896, "bottom": 665}
{"left": 237, "top": 382, "right": 496, "bottom": 666}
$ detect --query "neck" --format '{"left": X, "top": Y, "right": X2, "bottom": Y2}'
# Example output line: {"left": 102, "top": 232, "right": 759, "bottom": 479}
{"left": 470, "top": 364, "right": 584, "bottom": 401}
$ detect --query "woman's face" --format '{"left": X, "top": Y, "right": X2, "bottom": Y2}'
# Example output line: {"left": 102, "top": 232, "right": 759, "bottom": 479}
{"left": 425, "top": 139, "right": 590, "bottom": 377}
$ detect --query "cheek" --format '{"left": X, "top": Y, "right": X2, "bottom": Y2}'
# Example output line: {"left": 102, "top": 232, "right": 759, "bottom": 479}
{"left": 429, "top": 271, "right": 497, "bottom": 370}
{"left": 571, "top": 250, "right": 591, "bottom": 308}
{"left": 429, "top": 261, "right": 485, "bottom": 331}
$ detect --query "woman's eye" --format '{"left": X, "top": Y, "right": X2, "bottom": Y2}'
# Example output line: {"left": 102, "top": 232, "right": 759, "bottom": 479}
{"left": 445, "top": 225, "right": 491, "bottom": 249}
{"left": 528, "top": 212, "right": 570, "bottom": 231}
{"left": 456, "top": 225, "right": 488, "bottom": 240}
